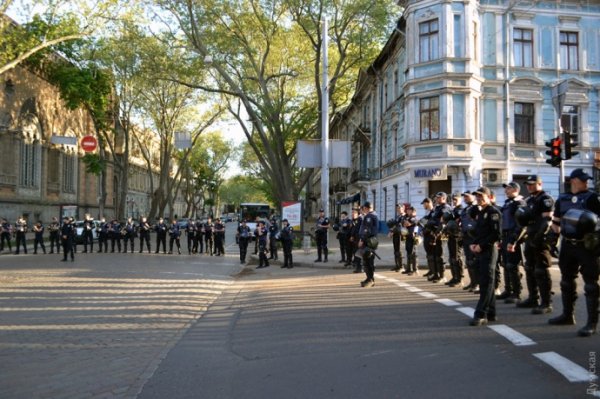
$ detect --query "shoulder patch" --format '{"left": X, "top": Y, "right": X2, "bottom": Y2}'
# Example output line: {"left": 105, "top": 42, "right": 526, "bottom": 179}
{"left": 543, "top": 199, "right": 553, "bottom": 209}
{"left": 491, "top": 214, "right": 500, "bottom": 221}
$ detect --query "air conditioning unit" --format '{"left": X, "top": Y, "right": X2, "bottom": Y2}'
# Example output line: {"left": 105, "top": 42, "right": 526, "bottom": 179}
{"left": 481, "top": 169, "right": 507, "bottom": 186}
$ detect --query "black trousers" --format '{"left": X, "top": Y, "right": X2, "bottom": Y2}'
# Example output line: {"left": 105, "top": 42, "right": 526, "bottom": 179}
{"left": 62, "top": 238, "right": 74, "bottom": 260}
{"left": 239, "top": 237, "right": 249, "bottom": 262}
{"left": 49, "top": 232, "right": 60, "bottom": 253}
{"left": 282, "top": 240, "right": 293, "bottom": 267}
{"left": 15, "top": 232, "right": 27, "bottom": 254}
{"left": 139, "top": 232, "right": 151, "bottom": 252}
{"left": 156, "top": 234, "right": 166, "bottom": 253}
{"left": 474, "top": 244, "right": 498, "bottom": 319}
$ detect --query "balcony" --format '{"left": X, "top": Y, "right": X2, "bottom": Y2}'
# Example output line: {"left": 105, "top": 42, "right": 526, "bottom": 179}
{"left": 353, "top": 125, "right": 371, "bottom": 146}
{"left": 350, "top": 170, "right": 370, "bottom": 184}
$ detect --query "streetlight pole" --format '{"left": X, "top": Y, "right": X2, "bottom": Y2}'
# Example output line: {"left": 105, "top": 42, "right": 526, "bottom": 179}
{"left": 321, "top": 18, "right": 330, "bottom": 216}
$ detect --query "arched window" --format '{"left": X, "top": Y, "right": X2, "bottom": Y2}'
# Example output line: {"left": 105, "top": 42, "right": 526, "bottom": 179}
{"left": 18, "top": 113, "right": 42, "bottom": 189}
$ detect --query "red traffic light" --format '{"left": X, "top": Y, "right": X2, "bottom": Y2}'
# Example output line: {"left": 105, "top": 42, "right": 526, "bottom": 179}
{"left": 545, "top": 136, "right": 562, "bottom": 167}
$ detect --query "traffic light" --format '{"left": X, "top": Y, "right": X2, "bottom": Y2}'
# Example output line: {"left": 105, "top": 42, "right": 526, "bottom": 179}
{"left": 545, "top": 136, "right": 562, "bottom": 167}
{"left": 563, "top": 130, "right": 579, "bottom": 160}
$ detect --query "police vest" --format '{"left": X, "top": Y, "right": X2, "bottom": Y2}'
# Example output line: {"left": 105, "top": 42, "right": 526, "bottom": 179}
{"left": 559, "top": 191, "right": 596, "bottom": 239}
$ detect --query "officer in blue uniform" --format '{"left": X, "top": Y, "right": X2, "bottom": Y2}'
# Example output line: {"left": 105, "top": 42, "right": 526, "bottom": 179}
{"left": 389, "top": 204, "right": 406, "bottom": 272}
{"left": 549, "top": 169, "right": 600, "bottom": 337}
{"left": 237, "top": 219, "right": 251, "bottom": 264}
{"left": 204, "top": 218, "right": 214, "bottom": 256}
{"left": 280, "top": 219, "right": 294, "bottom": 268}
{"left": 255, "top": 220, "right": 269, "bottom": 268}
{"left": 500, "top": 182, "right": 527, "bottom": 303}
{"left": 0, "top": 218, "right": 13, "bottom": 253}
{"left": 350, "top": 207, "right": 363, "bottom": 273}
{"left": 154, "top": 217, "right": 167, "bottom": 254}
{"left": 60, "top": 216, "right": 75, "bottom": 262}
{"left": 138, "top": 217, "right": 152, "bottom": 253}
{"left": 359, "top": 201, "right": 379, "bottom": 287}
{"left": 214, "top": 218, "right": 225, "bottom": 256}
{"left": 421, "top": 198, "right": 436, "bottom": 280}
{"left": 33, "top": 221, "right": 46, "bottom": 254}
{"left": 185, "top": 220, "right": 196, "bottom": 254}
{"left": 15, "top": 216, "right": 28, "bottom": 254}
{"left": 48, "top": 217, "right": 60, "bottom": 254}
{"left": 518, "top": 175, "right": 555, "bottom": 315}
{"left": 82, "top": 215, "right": 94, "bottom": 253}
{"left": 268, "top": 217, "right": 278, "bottom": 260}
{"left": 314, "top": 209, "right": 330, "bottom": 262}
{"left": 469, "top": 187, "right": 502, "bottom": 326}
{"left": 123, "top": 217, "right": 136, "bottom": 253}
{"left": 460, "top": 192, "right": 478, "bottom": 291}
{"left": 430, "top": 192, "right": 452, "bottom": 283}
{"left": 168, "top": 219, "right": 181, "bottom": 254}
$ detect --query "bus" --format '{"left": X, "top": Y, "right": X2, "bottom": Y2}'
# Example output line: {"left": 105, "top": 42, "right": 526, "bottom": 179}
{"left": 239, "top": 203, "right": 271, "bottom": 232}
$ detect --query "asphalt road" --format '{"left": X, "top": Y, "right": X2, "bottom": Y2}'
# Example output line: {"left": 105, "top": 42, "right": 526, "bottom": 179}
{"left": 0, "top": 223, "right": 597, "bottom": 398}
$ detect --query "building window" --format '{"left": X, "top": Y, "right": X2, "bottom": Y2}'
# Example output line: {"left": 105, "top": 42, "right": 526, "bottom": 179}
{"left": 62, "top": 153, "right": 76, "bottom": 193}
{"left": 514, "top": 102, "right": 534, "bottom": 144}
{"left": 19, "top": 140, "right": 38, "bottom": 188}
{"left": 560, "top": 31, "right": 579, "bottom": 70}
{"left": 514, "top": 28, "right": 533, "bottom": 67}
{"left": 561, "top": 105, "right": 579, "bottom": 135}
{"left": 420, "top": 96, "right": 440, "bottom": 141}
{"left": 419, "top": 19, "right": 439, "bottom": 62}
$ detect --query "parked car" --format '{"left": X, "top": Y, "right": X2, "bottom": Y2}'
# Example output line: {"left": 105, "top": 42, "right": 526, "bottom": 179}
{"left": 73, "top": 220, "right": 101, "bottom": 244}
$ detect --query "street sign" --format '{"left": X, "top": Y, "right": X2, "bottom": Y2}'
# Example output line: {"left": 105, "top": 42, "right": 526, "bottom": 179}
{"left": 50, "top": 135, "right": 77, "bottom": 146}
{"left": 81, "top": 135, "right": 98, "bottom": 152}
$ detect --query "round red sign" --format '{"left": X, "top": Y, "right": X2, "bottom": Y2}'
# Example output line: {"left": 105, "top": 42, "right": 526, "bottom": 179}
{"left": 81, "top": 135, "right": 98, "bottom": 152}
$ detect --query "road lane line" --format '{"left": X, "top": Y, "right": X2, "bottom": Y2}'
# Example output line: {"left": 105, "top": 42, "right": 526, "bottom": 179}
{"left": 405, "top": 286, "right": 423, "bottom": 292}
{"left": 455, "top": 306, "right": 475, "bottom": 317}
{"left": 487, "top": 324, "right": 537, "bottom": 346}
{"left": 435, "top": 298, "right": 461, "bottom": 307}
{"left": 417, "top": 291, "right": 438, "bottom": 299}
{"left": 533, "top": 352, "right": 598, "bottom": 383}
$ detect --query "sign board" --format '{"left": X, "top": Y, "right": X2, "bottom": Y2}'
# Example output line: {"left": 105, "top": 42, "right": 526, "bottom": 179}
{"left": 60, "top": 205, "right": 78, "bottom": 219}
{"left": 175, "top": 132, "right": 192, "bottom": 149}
{"left": 413, "top": 165, "right": 448, "bottom": 180}
{"left": 552, "top": 80, "right": 569, "bottom": 117}
{"left": 297, "top": 140, "right": 351, "bottom": 168}
{"left": 50, "top": 135, "right": 77, "bottom": 146}
{"left": 281, "top": 201, "right": 302, "bottom": 230}
{"left": 81, "top": 135, "right": 98, "bottom": 152}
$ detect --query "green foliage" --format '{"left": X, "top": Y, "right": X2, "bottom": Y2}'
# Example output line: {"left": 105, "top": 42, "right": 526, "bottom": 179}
{"left": 81, "top": 153, "right": 106, "bottom": 175}
{"left": 220, "top": 175, "right": 271, "bottom": 208}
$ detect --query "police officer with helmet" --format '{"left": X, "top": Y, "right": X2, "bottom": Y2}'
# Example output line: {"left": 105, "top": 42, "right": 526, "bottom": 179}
{"left": 518, "top": 175, "right": 555, "bottom": 315}
{"left": 500, "top": 182, "right": 527, "bottom": 303}
{"left": 359, "top": 201, "right": 379, "bottom": 287}
{"left": 549, "top": 168, "right": 600, "bottom": 337}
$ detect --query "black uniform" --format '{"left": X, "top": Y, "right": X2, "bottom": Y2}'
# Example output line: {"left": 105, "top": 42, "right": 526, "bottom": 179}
{"left": 123, "top": 220, "right": 136, "bottom": 253}
{"left": 314, "top": 214, "right": 330, "bottom": 262}
{"left": 280, "top": 224, "right": 294, "bottom": 268}
{"left": 33, "top": 222, "right": 46, "bottom": 254}
{"left": 500, "top": 195, "right": 527, "bottom": 301}
{"left": 14, "top": 219, "right": 28, "bottom": 254}
{"left": 421, "top": 207, "right": 437, "bottom": 279}
{"left": 60, "top": 220, "right": 75, "bottom": 261}
{"left": 0, "top": 221, "right": 12, "bottom": 253}
{"left": 237, "top": 224, "right": 251, "bottom": 264}
{"left": 404, "top": 213, "right": 419, "bottom": 274}
{"left": 214, "top": 221, "right": 225, "bottom": 256}
{"left": 359, "top": 210, "right": 379, "bottom": 285}
{"left": 48, "top": 219, "right": 60, "bottom": 253}
{"left": 185, "top": 221, "right": 196, "bottom": 254}
{"left": 391, "top": 212, "right": 406, "bottom": 272}
{"left": 447, "top": 205, "right": 464, "bottom": 286}
{"left": 195, "top": 220, "right": 204, "bottom": 254}
{"left": 109, "top": 221, "right": 122, "bottom": 253}
{"left": 460, "top": 200, "right": 478, "bottom": 289}
{"left": 255, "top": 224, "right": 269, "bottom": 268}
{"left": 98, "top": 220, "right": 109, "bottom": 253}
{"left": 268, "top": 221, "right": 278, "bottom": 260}
{"left": 471, "top": 203, "right": 502, "bottom": 322}
{"left": 521, "top": 191, "right": 554, "bottom": 312}
{"left": 168, "top": 223, "right": 181, "bottom": 254}
{"left": 138, "top": 220, "right": 152, "bottom": 253}
{"left": 204, "top": 221, "right": 214, "bottom": 255}
{"left": 550, "top": 189, "right": 600, "bottom": 336}
{"left": 350, "top": 214, "right": 363, "bottom": 273}
{"left": 154, "top": 220, "right": 168, "bottom": 254}
{"left": 339, "top": 216, "right": 353, "bottom": 266}
{"left": 82, "top": 219, "right": 94, "bottom": 253}
{"left": 430, "top": 203, "right": 452, "bottom": 281}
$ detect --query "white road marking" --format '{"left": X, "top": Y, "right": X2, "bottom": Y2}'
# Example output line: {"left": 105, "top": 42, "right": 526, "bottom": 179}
{"left": 534, "top": 352, "right": 598, "bottom": 383}
{"left": 405, "top": 286, "right": 423, "bottom": 293}
{"left": 455, "top": 306, "right": 475, "bottom": 317}
{"left": 435, "top": 298, "right": 462, "bottom": 307}
{"left": 487, "top": 324, "right": 537, "bottom": 346}
{"left": 417, "top": 291, "right": 438, "bottom": 299}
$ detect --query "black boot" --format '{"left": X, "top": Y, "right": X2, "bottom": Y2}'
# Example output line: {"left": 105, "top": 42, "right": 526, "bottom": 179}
{"left": 578, "top": 291, "right": 599, "bottom": 337}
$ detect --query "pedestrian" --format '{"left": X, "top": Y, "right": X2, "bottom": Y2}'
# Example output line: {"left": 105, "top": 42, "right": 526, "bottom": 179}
{"left": 389, "top": 204, "right": 406, "bottom": 272}
{"left": 14, "top": 216, "right": 28, "bottom": 254}
{"left": 97, "top": 217, "right": 109, "bottom": 253}
{"left": 48, "top": 217, "right": 60, "bottom": 254}
{"left": 358, "top": 201, "right": 379, "bottom": 287}
{"left": 60, "top": 216, "right": 75, "bottom": 262}
{"left": 314, "top": 208, "right": 330, "bottom": 263}
{"left": 255, "top": 220, "right": 269, "bottom": 268}
{"left": 33, "top": 221, "right": 46, "bottom": 254}
{"left": 82, "top": 215, "right": 94, "bottom": 253}
{"left": 499, "top": 182, "right": 527, "bottom": 304}
{"left": 268, "top": 217, "right": 279, "bottom": 260}
{"left": 154, "top": 217, "right": 167, "bottom": 254}
{"left": 350, "top": 207, "right": 363, "bottom": 273}
{"left": 237, "top": 219, "right": 251, "bottom": 264}
{"left": 123, "top": 217, "right": 136, "bottom": 253}
{"left": 0, "top": 218, "right": 13, "bottom": 253}
{"left": 168, "top": 219, "right": 181, "bottom": 254}
{"left": 518, "top": 175, "right": 554, "bottom": 315}
{"left": 548, "top": 168, "right": 600, "bottom": 337}
{"left": 469, "top": 187, "right": 502, "bottom": 326}
{"left": 139, "top": 216, "right": 152, "bottom": 253}
{"left": 204, "top": 217, "right": 214, "bottom": 256}
{"left": 280, "top": 219, "right": 294, "bottom": 268}
{"left": 460, "top": 192, "right": 479, "bottom": 292}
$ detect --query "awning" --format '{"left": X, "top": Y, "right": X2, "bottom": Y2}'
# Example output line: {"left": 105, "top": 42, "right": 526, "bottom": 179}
{"left": 337, "top": 192, "right": 360, "bottom": 205}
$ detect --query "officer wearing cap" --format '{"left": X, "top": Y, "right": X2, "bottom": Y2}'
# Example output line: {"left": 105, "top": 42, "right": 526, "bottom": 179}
{"left": 469, "top": 186, "right": 502, "bottom": 326}
{"left": 429, "top": 192, "right": 452, "bottom": 283}
{"left": 518, "top": 175, "right": 555, "bottom": 315}
{"left": 237, "top": 219, "right": 251, "bottom": 264}
{"left": 350, "top": 207, "right": 363, "bottom": 273}
{"left": 460, "top": 191, "right": 479, "bottom": 291}
{"left": 446, "top": 193, "right": 464, "bottom": 287}
{"left": 280, "top": 219, "right": 295, "bottom": 268}
{"left": 268, "top": 217, "right": 279, "bottom": 260}
{"left": 314, "top": 208, "right": 330, "bottom": 263}
{"left": 420, "top": 197, "right": 435, "bottom": 279}
{"left": 389, "top": 203, "right": 407, "bottom": 272}
{"left": 500, "top": 182, "right": 527, "bottom": 303}
{"left": 549, "top": 169, "right": 600, "bottom": 337}
{"left": 359, "top": 201, "right": 379, "bottom": 287}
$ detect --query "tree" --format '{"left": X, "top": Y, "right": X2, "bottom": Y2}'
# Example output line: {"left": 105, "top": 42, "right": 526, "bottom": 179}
{"left": 152, "top": 0, "right": 398, "bottom": 205}
{"left": 220, "top": 175, "right": 271, "bottom": 214}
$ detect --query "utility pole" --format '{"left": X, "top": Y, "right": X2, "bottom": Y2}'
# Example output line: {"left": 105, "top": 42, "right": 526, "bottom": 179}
{"left": 321, "top": 18, "right": 329, "bottom": 216}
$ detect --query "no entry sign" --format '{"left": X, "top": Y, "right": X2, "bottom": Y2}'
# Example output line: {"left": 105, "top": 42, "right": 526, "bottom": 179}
{"left": 81, "top": 135, "right": 98, "bottom": 152}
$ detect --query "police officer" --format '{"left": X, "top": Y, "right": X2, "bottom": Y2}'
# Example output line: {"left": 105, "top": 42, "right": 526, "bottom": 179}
{"left": 430, "top": 192, "right": 452, "bottom": 283}
{"left": 97, "top": 217, "right": 109, "bottom": 253}
{"left": 389, "top": 204, "right": 406, "bottom": 272}
{"left": 195, "top": 219, "right": 204, "bottom": 254}
{"left": 314, "top": 209, "right": 330, "bottom": 263}
{"left": 60, "top": 216, "right": 75, "bottom": 262}
{"left": 338, "top": 211, "right": 352, "bottom": 265}
{"left": 469, "top": 187, "right": 502, "bottom": 326}
{"left": 549, "top": 169, "right": 600, "bottom": 337}
{"left": 204, "top": 217, "right": 214, "bottom": 256}
{"left": 48, "top": 217, "right": 60, "bottom": 254}
{"left": 109, "top": 219, "right": 122, "bottom": 253}
{"left": 185, "top": 220, "right": 196, "bottom": 254}
{"left": 15, "top": 216, "right": 28, "bottom": 255}
{"left": 268, "top": 217, "right": 279, "bottom": 260}
{"left": 403, "top": 206, "right": 419, "bottom": 275}
{"left": 123, "top": 217, "right": 136, "bottom": 253}
{"left": 255, "top": 220, "right": 269, "bottom": 268}
{"left": 82, "top": 215, "right": 94, "bottom": 253}
{"left": 446, "top": 194, "right": 464, "bottom": 286}
{"left": 420, "top": 197, "right": 436, "bottom": 279}
{"left": 0, "top": 218, "right": 12, "bottom": 253}
{"left": 350, "top": 207, "right": 363, "bottom": 274}
{"left": 214, "top": 218, "right": 225, "bottom": 256}
{"left": 518, "top": 175, "right": 554, "bottom": 315}
{"left": 154, "top": 217, "right": 167, "bottom": 254}
{"left": 500, "top": 182, "right": 527, "bottom": 303}
{"left": 138, "top": 216, "right": 152, "bottom": 253}
{"left": 168, "top": 219, "right": 181, "bottom": 254}
{"left": 358, "top": 201, "right": 379, "bottom": 287}
{"left": 280, "top": 219, "right": 294, "bottom": 268}
{"left": 33, "top": 221, "right": 46, "bottom": 254}
{"left": 460, "top": 192, "right": 479, "bottom": 292}
{"left": 237, "top": 219, "right": 251, "bottom": 264}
